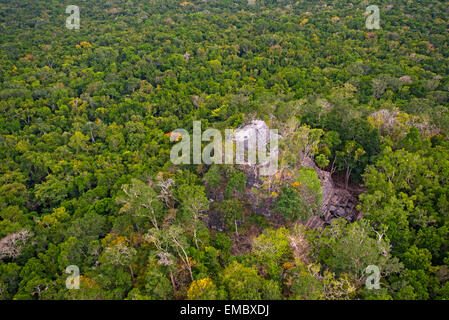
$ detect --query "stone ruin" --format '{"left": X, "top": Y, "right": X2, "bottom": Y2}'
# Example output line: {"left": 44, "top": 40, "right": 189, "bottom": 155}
{"left": 205, "top": 120, "right": 362, "bottom": 231}
{"left": 231, "top": 119, "right": 281, "bottom": 177}
{"left": 302, "top": 153, "right": 362, "bottom": 229}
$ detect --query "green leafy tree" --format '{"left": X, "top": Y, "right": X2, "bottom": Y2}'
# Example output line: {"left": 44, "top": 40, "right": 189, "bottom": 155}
{"left": 274, "top": 186, "right": 305, "bottom": 222}
{"left": 311, "top": 219, "right": 402, "bottom": 279}
{"left": 220, "top": 261, "right": 281, "bottom": 300}
{"left": 177, "top": 184, "right": 209, "bottom": 249}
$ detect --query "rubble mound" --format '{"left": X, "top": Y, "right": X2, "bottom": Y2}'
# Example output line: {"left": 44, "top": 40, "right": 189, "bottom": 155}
{"left": 321, "top": 189, "right": 361, "bottom": 223}
{"left": 302, "top": 153, "right": 362, "bottom": 228}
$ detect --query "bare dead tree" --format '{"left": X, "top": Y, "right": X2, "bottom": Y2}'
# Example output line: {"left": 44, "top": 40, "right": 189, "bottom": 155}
{"left": 157, "top": 177, "right": 175, "bottom": 209}
{"left": 0, "top": 229, "right": 32, "bottom": 260}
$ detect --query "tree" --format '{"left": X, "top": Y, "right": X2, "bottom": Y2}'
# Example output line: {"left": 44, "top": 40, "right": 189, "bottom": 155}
{"left": 0, "top": 229, "right": 32, "bottom": 260}
{"left": 315, "top": 153, "right": 329, "bottom": 169}
{"left": 0, "top": 263, "right": 21, "bottom": 300}
{"left": 220, "top": 261, "right": 280, "bottom": 300}
{"left": 280, "top": 118, "right": 324, "bottom": 167}
{"left": 177, "top": 184, "right": 209, "bottom": 248}
{"left": 214, "top": 199, "right": 244, "bottom": 236}
{"left": 286, "top": 262, "right": 323, "bottom": 300}
{"left": 68, "top": 131, "right": 89, "bottom": 154}
{"left": 145, "top": 225, "right": 194, "bottom": 282}
{"left": 336, "top": 140, "right": 366, "bottom": 189}
{"left": 101, "top": 241, "right": 137, "bottom": 281}
{"left": 156, "top": 176, "right": 176, "bottom": 209}
{"left": 140, "top": 260, "right": 173, "bottom": 300}
{"left": 225, "top": 170, "right": 246, "bottom": 199}
{"left": 204, "top": 165, "right": 223, "bottom": 189}
{"left": 311, "top": 219, "right": 402, "bottom": 280}
{"left": 117, "top": 178, "right": 164, "bottom": 231}
{"left": 294, "top": 167, "right": 322, "bottom": 216}
{"left": 274, "top": 187, "right": 305, "bottom": 222}
{"left": 187, "top": 278, "right": 218, "bottom": 300}
{"left": 34, "top": 175, "right": 69, "bottom": 207}
{"left": 252, "top": 228, "right": 291, "bottom": 281}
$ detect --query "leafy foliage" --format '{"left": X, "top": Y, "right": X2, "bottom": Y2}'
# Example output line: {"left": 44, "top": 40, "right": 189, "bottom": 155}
{"left": 0, "top": 0, "right": 448, "bottom": 301}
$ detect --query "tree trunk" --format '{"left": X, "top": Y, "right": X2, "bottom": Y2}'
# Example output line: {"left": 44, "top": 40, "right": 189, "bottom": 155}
{"left": 129, "top": 264, "right": 134, "bottom": 282}
{"left": 169, "top": 270, "right": 176, "bottom": 294}
{"left": 193, "top": 226, "right": 198, "bottom": 249}
{"left": 345, "top": 167, "right": 352, "bottom": 190}
{"left": 234, "top": 220, "right": 239, "bottom": 237}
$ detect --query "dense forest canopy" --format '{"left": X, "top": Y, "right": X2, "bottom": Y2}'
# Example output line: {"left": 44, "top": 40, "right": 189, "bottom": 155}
{"left": 0, "top": 0, "right": 449, "bottom": 300}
